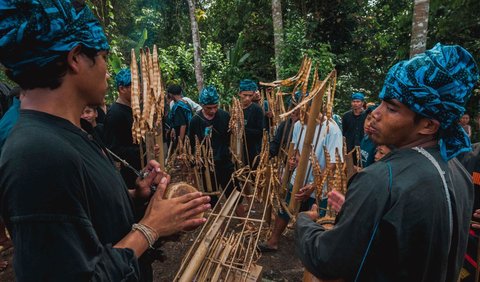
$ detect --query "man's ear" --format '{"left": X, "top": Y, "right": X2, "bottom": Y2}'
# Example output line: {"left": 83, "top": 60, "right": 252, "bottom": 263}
{"left": 67, "top": 45, "right": 83, "bottom": 73}
{"left": 418, "top": 118, "right": 440, "bottom": 136}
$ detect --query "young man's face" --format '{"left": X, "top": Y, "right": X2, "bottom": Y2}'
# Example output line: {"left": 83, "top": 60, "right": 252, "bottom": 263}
{"left": 80, "top": 50, "right": 110, "bottom": 106}
{"left": 202, "top": 104, "right": 218, "bottom": 119}
{"left": 351, "top": 99, "right": 364, "bottom": 111}
{"left": 81, "top": 106, "right": 97, "bottom": 125}
{"left": 118, "top": 85, "right": 132, "bottom": 103}
{"left": 460, "top": 114, "right": 470, "bottom": 125}
{"left": 364, "top": 113, "right": 374, "bottom": 134}
{"left": 374, "top": 145, "right": 391, "bottom": 162}
{"left": 369, "top": 99, "right": 424, "bottom": 148}
{"left": 239, "top": 91, "right": 254, "bottom": 107}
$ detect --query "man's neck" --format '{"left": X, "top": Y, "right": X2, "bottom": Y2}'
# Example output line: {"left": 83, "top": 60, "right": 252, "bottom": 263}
{"left": 116, "top": 96, "right": 131, "bottom": 107}
{"left": 202, "top": 110, "right": 215, "bottom": 120}
{"left": 399, "top": 136, "right": 438, "bottom": 150}
{"left": 352, "top": 108, "right": 363, "bottom": 115}
{"left": 21, "top": 87, "right": 86, "bottom": 127}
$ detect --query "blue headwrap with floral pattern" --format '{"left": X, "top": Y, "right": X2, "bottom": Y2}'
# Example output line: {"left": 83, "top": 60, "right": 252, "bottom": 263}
{"left": 239, "top": 79, "right": 258, "bottom": 92}
{"left": 0, "top": 0, "right": 110, "bottom": 76}
{"left": 115, "top": 68, "right": 131, "bottom": 89}
{"left": 379, "top": 43, "right": 479, "bottom": 160}
{"left": 199, "top": 85, "right": 219, "bottom": 105}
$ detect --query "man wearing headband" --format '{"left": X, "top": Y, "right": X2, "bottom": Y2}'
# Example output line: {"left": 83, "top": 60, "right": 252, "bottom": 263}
{"left": 238, "top": 79, "right": 264, "bottom": 168}
{"left": 295, "top": 44, "right": 478, "bottom": 281}
{"left": 189, "top": 86, "right": 240, "bottom": 210}
{"left": 0, "top": 1, "right": 210, "bottom": 280}
{"left": 104, "top": 68, "right": 143, "bottom": 188}
{"left": 342, "top": 92, "right": 366, "bottom": 156}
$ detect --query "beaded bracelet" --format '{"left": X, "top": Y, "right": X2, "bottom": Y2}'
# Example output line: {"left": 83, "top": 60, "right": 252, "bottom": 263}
{"left": 132, "top": 223, "right": 158, "bottom": 249}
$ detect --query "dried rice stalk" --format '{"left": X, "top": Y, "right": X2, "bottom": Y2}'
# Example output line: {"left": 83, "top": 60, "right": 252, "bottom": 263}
{"left": 130, "top": 49, "right": 142, "bottom": 144}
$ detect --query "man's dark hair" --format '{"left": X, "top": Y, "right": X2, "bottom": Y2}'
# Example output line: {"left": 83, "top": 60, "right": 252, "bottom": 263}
{"left": 5, "top": 45, "right": 98, "bottom": 90}
{"left": 167, "top": 84, "right": 182, "bottom": 96}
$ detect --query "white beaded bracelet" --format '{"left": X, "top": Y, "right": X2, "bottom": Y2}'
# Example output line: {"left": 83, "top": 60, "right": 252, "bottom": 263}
{"left": 132, "top": 223, "right": 158, "bottom": 249}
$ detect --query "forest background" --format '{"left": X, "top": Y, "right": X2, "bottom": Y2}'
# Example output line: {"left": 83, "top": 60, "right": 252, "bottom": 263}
{"left": 1, "top": 0, "right": 479, "bottom": 139}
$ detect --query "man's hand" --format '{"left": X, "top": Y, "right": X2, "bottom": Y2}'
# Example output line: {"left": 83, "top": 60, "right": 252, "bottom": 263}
{"left": 142, "top": 175, "right": 211, "bottom": 237}
{"left": 302, "top": 204, "right": 319, "bottom": 221}
{"left": 134, "top": 160, "right": 166, "bottom": 200}
{"left": 294, "top": 183, "right": 315, "bottom": 201}
{"left": 472, "top": 209, "right": 480, "bottom": 229}
{"left": 328, "top": 190, "right": 345, "bottom": 213}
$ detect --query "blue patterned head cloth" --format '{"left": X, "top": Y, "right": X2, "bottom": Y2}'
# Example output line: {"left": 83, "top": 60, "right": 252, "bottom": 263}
{"left": 0, "top": 0, "right": 110, "bottom": 77}
{"left": 239, "top": 79, "right": 258, "bottom": 92}
{"left": 351, "top": 92, "right": 365, "bottom": 101}
{"left": 115, "top": 68, "right": 131, "bottom": 88}
{"left": 379, "top": 43, "right": 479, "bottom": 160}
{"left": 199, "top": 85, "right": 219, "bottom": 105}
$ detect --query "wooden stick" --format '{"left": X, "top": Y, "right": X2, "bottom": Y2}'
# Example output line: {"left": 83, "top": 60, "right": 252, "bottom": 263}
{"left": 145, "top": 131, "right": 156, "bottom": 162}
{"left": 178, "top": 190, "right": 241, "bottom": 282}
{"left": 288, "top": 74, "right": 326, "bottom": 214}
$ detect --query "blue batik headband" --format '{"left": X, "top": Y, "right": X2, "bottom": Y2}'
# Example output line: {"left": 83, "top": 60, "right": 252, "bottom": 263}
{"left": 379, "top": 43, "right": 479, "bottom": 161}
{"left": 351, "top": 92, "right": 365, "bottom": 101}
{"left": 115, "top": 68, "right": 131, "bottom": 88}
{"left": 239, "top": 79, "right": 258, "bottom": 92}
{"left": 0, "top": 0, "right": 110, "bottom": 76}
{"left": 199, "top": 85, "right": 219, "bottom": 105}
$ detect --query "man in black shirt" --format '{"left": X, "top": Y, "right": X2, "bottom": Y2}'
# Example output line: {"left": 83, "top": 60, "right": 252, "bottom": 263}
{"left": 296, "top": 44, "right": 478, "bottom": 281}
{"left": 239, "top": 79, "right": 264, "bottom": 169}
{"left": 342, "top": 92, "right": 366, "bottom": 153}
{"left": 0, "top": 2, "right": 210, "bottom": 280}
{"left": 104, "top": 68, "right": 140, "bottom": 188}
{"left": 189, "top": 85, "right": 235, "bottom": 207}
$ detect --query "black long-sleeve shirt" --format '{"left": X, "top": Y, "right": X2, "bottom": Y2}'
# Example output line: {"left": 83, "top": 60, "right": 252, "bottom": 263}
{"left": 243, "top": 103, "right": 264, "bottom": 167}
{"left": 103, "top": 102, "right": 140, "bottom": 188}
{"left": 296, "top": 147, "right": 472, "bottom": 281}
{"left": 269, "top": 118, "right": 294, "bottom": 157}
{"left": 342, "top": 110, "right": 366, "bottom": 152}
{"left": 189, "top": 109, "right": 231, "bottom": 162}
{"left": 0, "top": 110, "right": 150, "bottom": 281}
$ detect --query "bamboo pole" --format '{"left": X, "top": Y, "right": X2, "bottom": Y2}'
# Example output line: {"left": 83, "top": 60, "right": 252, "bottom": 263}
{"left": 288, "top": 83, "right": 325, "bottom": 214}
{"left": 202, "top": 143, "right": 213, "bottom": 192}
{"left": 155, "top": 127, "right": 165, "bottom": 170}
{"left": 178, "top": 190, "right": 241, "bottom": 282}
{"left": 145, "top": 131, "right": 156, "bottom": 162}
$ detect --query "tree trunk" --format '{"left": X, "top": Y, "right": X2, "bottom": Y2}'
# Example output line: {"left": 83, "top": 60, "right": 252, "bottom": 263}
{"left": 187, "top": 0, "right": 204, "bottom": 92}
{"left": 272, "top": 0, "right": 284, "bottom": 79}
{"left": 409, "top": 0, "right": 430, "bottom": 58}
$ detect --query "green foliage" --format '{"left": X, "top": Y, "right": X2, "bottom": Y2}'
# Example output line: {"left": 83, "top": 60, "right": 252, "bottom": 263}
{"left": 158, "top": 41, "right": 234, "bottom": 106}
{"left": 96, "top": 0, "right": 478, "bottom": 121}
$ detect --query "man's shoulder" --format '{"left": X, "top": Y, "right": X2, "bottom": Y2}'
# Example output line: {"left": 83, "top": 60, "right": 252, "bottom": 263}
{"left": 105, "top": 103, "right": 131, "bottom": 120}
{"left": 3, "top": 120, "right": 80, "bottom": 163}
{"left": 342, "top": 110, "right": 353, "bottom": 118}
{"left": 216, "top": 109, "right": 230, "bottom": 118}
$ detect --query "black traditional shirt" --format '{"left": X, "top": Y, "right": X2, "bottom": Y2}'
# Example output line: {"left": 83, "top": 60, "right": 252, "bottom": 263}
{"left": 296, "top": 147, "right": 473, "bottom": 281}
{"left": 0, "top": 110, "right": 148, "bottom": 281}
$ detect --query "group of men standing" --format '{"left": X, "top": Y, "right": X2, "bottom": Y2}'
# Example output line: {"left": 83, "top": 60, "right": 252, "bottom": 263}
{"left": 0, "top": 1, "right": 479, "bottom": 281}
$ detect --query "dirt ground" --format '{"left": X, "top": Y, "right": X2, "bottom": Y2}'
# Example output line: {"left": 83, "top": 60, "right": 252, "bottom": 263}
{"left": 0, "top": 222, "right": 304, "bottom": 282}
